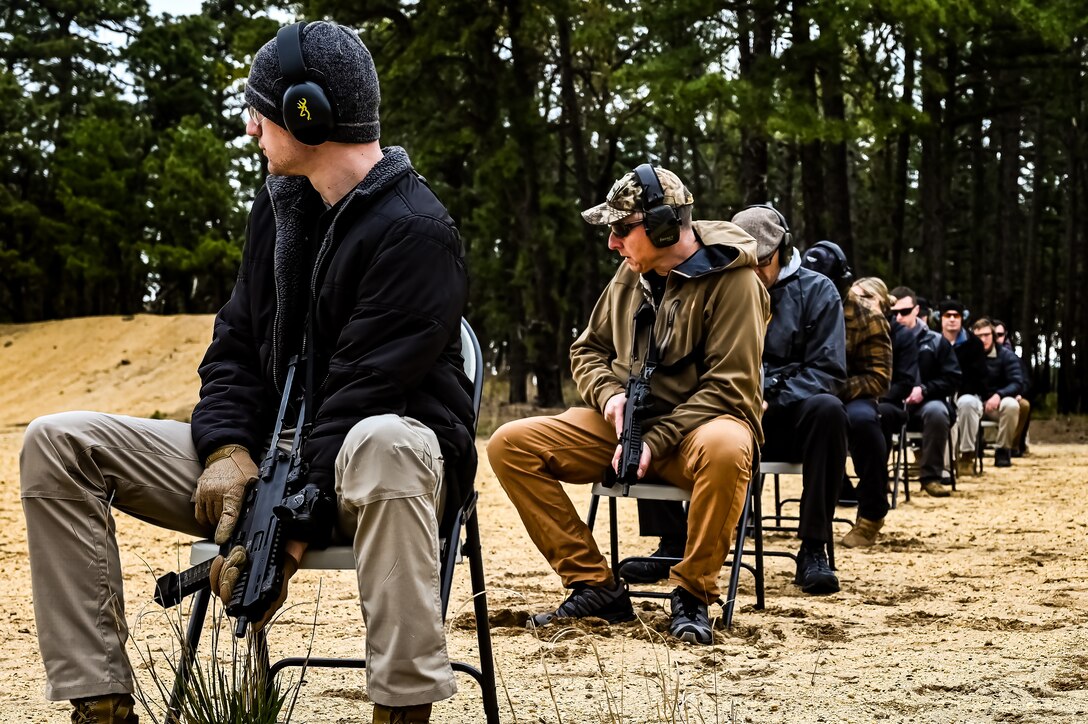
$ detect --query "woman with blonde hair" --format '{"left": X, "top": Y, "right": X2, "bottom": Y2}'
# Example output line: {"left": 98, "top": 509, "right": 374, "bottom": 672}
{"left": 850, "top": 276, "right": 893, "bottom": 315}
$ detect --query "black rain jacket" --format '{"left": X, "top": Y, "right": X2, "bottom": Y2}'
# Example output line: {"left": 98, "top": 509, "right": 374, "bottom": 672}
{"left": 983, "top": 344, "right": 1025, "bottom": 399}
{"left": 762, "top": 259, "right": 847, "bottom": 409}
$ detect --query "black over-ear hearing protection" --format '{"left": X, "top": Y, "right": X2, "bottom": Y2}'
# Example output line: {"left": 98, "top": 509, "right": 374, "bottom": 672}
{"left": 810, "top": 239, "right": 853, "bottom": 286}
{"left": 632, "top": 163, "right": 682, "bottom": 248}
{"left": 277, "top": 22, "right": 336, "bottom": 146}
{"left": 743, "top": 203, "right": 793, "bottom": 263}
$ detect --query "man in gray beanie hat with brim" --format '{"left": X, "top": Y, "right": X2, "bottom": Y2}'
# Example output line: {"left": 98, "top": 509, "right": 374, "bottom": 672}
{"left": 20, "top": 20, "right": 471, "bottom": 724}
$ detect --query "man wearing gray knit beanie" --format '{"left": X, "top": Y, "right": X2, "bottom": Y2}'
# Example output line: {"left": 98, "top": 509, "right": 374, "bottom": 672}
{"left": 244, "top": 20, "right": 381, "bottom": 145}
{"left": 20, "top": 20, "right": 474, "bottom": 724}
{"left": 731, "top": 204, "right": 850, "bottom": 597}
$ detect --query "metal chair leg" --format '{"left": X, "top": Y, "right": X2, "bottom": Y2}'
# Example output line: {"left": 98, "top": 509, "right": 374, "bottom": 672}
{"left": 167, "top": 586, "right": 211, "bottom": 723}
{"left": 464, "top": 507, "right": 500, "bottom": 724}
{"left": 724, "top": 474, "right": 755, "bottom": 628}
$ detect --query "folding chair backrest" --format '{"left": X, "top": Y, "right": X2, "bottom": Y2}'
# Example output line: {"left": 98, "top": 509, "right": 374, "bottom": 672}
{"left": 460, "top": 319, "right": 484, "bottom": 423}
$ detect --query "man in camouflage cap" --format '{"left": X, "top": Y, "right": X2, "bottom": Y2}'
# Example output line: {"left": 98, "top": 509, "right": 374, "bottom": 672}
{"left": 581, "top": 167, "right": 695, "bottom": 225}
{"left": 489, "top": 164, "right": 770, "bottom": 644}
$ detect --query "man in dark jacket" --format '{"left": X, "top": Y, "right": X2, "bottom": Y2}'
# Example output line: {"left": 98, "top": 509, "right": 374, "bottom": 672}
{"left": 733, "top": 207, "right": 848, "bottom": 594}
{"left": 941, "top": 298, "right": 989, "bottom": 477}
{"left": 972, "top": 317, "right": 1025, "bottom": 467}
{"left": 888, "top": 287, "right": 961, "bottom": 497}
{"left": 19, "top": 22, "right": 470, "bottom": 724}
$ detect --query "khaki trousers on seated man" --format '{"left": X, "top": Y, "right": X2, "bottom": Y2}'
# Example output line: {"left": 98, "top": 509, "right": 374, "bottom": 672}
{"left": 20, "top": 411, "right": 452, "bottom": 720}
{"left": 955, "top": 394, "right": 1021, "bottom": 469}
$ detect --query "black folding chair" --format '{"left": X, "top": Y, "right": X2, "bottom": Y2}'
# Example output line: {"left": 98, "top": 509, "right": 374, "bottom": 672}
{"left": 167, "top": 319, "right": 499, "bottom": 723}
{"left": 584, "top": 453, "right": 764, "bottom": 629}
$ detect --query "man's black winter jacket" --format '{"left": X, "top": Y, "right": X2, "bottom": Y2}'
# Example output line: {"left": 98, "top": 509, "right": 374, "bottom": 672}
{"left": 914, "top": 325, "right": 961, "bottom": 402}
{"left": 191, "top": 147, "right": 475, "bottom": 545}
{"left": 983, "top": 345, "right": 1025, "bottom": 399}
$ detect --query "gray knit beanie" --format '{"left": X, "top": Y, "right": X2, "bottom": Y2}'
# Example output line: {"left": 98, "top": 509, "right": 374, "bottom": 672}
{"left": 245, "top": 21, "right": 380, "bottom": 143}
{"left": 731, "top": 207, "right": 789, "bottom": 263}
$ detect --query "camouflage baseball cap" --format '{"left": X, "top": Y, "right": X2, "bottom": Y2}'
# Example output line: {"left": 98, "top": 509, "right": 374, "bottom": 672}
{"left": 581, "top": 167, "right": 694, "bottom": 225}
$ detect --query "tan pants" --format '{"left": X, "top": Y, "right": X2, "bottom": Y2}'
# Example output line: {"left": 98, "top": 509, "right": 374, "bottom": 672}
{"left": 1013, "top": 398, "right": 1031, "bottom": 449}
{"left": 487, "top": 407, "right": 753, "bottom": 604}
{"left": 20, "top": 411, "right": 454, "bottom": 707}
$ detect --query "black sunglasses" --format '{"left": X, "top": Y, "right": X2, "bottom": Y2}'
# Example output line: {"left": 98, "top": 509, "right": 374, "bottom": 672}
{"left": 609, "top": 219, "right": 643, "bottom": 238}
{"left": 891, "top": 307, "right": 915, "bottom": 316}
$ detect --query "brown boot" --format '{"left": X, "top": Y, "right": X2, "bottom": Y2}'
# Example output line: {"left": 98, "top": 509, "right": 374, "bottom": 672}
{"left": 71, "top": 694, "right": 139, "bottom": 724}
{"left": 921, "top": 479, "right": 951, "bottom": 498}
{"left": 841, "top": 516, "right": 884, "bottom": 548}
{"left": 373, "top": 702, "right": 432, "bottom": 724}
{"left": 955, "top": 452, "right": 975, "bottom": 479}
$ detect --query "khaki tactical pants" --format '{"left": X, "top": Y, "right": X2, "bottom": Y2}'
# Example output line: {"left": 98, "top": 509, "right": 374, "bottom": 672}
{"left": 20, "top": 411, "right": 455, "bottom": 708}
{"left": 955, "top": 394, "right": 1022, "bottom": 453}
{"left": 487, "top": 407, "right": 753, "bottom": 604}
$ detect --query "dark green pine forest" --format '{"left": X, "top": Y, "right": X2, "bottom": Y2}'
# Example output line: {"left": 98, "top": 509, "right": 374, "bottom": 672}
{"left": 2, "top": 0, "right": 1086, "bottom": 411}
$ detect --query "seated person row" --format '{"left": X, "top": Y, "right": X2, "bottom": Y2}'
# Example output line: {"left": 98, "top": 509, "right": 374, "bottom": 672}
{"left": 616, "top": 209, "right": 848, "bottom": 596}
{"left": 794, "top": 246, "right": 899, "bottom": 548}
{"left": 488, "top": 165, "right": 769, "bottom": 645}
{"left": 887, "top": 287, "right": 962, "bottom": 498}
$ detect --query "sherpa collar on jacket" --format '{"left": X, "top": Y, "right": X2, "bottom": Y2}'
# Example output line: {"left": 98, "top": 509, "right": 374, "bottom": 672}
{"left": 262, "top": 146, "right": 414, "bottom": 392}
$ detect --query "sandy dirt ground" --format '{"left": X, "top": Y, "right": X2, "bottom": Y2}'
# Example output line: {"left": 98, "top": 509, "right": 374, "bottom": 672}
{"left": 1, "top": 315, "right": 1087, "bottom": 723}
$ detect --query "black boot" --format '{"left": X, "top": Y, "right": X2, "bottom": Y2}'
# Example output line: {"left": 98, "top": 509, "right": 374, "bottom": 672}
{"left": 794, "top": 541, "right": 840, "bottom": 595}
{"left": 618, "top": 538, "right": 684, "bottom": 584}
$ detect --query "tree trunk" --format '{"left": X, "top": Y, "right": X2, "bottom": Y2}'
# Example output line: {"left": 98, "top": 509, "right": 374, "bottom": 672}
{"left": 738, "top": 1, "right": 772, "bottom": 204}
{"left": 919, "top": 43, "right": 946, "bottom": 297}
{"left": 1019, "top": 108, "right": 1046, "bottom": 375}
{"left": 506, "top": 0, "right": 563, "bottom": 407}
{"left": 555, "top": 5, "right": 601, "bottom": 329}
{"left": 1058, "top": 72, "right": 1081, "bottom": 413}
{"left": 821, "top": 48, "right": 853, "bottom": 261}
{"left": 890, "top": 38, "right": 915, "bottom": 279}
{"left": 791, "top": 0, "right": 824, "bottom": 244}
{"left": 994, "top": 66, "right": 1022, "bottom": 322}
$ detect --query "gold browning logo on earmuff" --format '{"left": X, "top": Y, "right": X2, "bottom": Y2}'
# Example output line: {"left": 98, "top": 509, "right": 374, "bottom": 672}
{"left": 297, "top": 98, "right": 311, "bottom": 121}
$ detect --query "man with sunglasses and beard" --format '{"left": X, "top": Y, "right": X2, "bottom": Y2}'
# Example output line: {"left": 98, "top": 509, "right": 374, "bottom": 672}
{"left": 887, "top": 287, "right": 961, "bottom": 499}
{"left": 488, "top": 165, "right": 768, "bottom": 645}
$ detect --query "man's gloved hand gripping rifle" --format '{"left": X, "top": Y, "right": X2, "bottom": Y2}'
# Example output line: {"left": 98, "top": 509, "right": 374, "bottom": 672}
{"left": 154, "top": 354, "right": 331, "bottom": 637}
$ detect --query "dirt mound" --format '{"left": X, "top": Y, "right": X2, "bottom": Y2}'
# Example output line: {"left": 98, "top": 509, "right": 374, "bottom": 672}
{"left": 0, "top": 314, "right": 213, "bottom": 427}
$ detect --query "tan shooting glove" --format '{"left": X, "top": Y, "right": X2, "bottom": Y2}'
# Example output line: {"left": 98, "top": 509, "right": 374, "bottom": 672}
{"left": 193, "top": 444, "right": 259, "bottom": 545}
{"left": 208, "top": 545, "right": 300, "bottom": 631}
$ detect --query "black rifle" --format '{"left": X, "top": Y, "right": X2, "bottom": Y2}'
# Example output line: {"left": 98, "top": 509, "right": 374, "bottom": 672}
{"left": 603, "top": 307, "right": 657, "bottom": 496}
{"left": 155, "top": 354, "right": 317, "bottom": 638}
{"left": 603, "top": 373, "right": 652, "bottom": 496}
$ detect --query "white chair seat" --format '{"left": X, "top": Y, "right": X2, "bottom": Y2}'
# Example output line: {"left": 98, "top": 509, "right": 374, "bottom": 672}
{"left": 190, "top": 540, "right": 356, "bottom": 570}
{"left": 758, "top": 461, "right": 802, "bottom": 475}
{"left": 589, "top": 480, "right": 690, "bottom": 502}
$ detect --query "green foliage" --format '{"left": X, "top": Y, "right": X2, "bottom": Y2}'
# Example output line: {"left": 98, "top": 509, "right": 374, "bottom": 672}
{"left": 1, "top": 0, "right": 1086, "bottom": 407}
